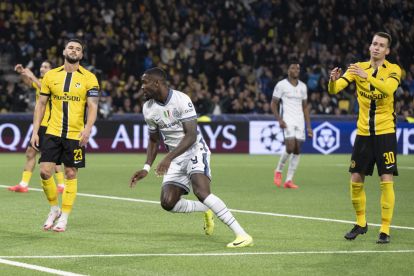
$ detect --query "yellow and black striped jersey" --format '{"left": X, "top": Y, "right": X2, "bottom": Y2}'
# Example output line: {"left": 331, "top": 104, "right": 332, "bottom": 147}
{"left": 328, "top": 59, "right": 401, "bottom": 136}
{"left": 33, "top": 79, "right": 51, "bottom": 127}
{"left": 40, "top": 65, "right": 99, "bottom": 140}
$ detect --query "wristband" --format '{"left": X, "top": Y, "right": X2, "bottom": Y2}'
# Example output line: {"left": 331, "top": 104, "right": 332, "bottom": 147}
{"left": 143, "top": 164, "right": 151, "bottom": 172}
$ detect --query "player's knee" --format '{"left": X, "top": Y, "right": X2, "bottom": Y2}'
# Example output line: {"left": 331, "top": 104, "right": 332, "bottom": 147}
{"left": 25, "top": 148, "right": 36, "bottom": 160}
{"left": 65, "top": 168, "right": 77, "bottom": 180}
{"left": 193, "top": 189, "right": 209, "bottom": 202}
{"left": 40, "top": 168, "right": 53, "bottom": 180}
{"left": 160, "top": 199, "right": 176, "bottom": 211}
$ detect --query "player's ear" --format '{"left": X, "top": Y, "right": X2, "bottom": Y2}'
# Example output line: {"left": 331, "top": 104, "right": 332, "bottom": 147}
{"left": 385, "top": 48, "right": 390, "bottom": 55}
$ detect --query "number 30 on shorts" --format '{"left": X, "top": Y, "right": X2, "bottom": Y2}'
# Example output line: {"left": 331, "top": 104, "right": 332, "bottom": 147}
{"left": 383, "top": 151, "right": 395, "bottom": 164}
{"left": 74, "top": 149, "right": 83, "bottom": 161}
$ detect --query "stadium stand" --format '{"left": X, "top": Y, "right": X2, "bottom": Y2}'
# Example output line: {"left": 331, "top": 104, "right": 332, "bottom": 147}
{"left": 0, "top": 0, "right": 413, "bottom": 118}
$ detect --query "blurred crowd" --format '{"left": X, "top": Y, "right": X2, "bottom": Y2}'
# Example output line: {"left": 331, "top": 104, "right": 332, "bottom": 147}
{"left": 0, "top": 0, "right": 413, "bottom": 120}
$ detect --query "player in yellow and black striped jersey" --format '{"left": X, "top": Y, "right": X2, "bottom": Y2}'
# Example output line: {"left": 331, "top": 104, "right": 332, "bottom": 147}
{"left": 8, "top": 61, "right": 65, "bottom": 193}
{"left": 328, "top": 32, "right": 401, "bottom": 244}
{"left": 30, "top": 38, "right": 99, "bottom": 232}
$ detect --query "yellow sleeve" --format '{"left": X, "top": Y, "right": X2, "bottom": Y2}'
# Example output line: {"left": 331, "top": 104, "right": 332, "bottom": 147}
{"left": 86, "top": 73, "right": 100, "bottom": 97}
{"left": 40, "top": 71, "right": 51, "bottom": 96}
{"left": 366, "top": 65, "right": 401, "bottom": 96}
{"left": 328, "top": 70, "right": 354, "bottom": 94}
{"left": 32, "top": 82, "right": 39, "bottom": 90}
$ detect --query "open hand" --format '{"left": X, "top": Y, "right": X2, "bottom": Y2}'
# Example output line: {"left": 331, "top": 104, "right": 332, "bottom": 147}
{"left": 130, "top": 170, "right": 148, "bottom": 188}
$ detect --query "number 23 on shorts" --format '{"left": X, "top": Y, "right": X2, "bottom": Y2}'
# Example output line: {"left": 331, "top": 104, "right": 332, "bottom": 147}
{"left": 74, "top": 149, "right": 83, "bottom": 161}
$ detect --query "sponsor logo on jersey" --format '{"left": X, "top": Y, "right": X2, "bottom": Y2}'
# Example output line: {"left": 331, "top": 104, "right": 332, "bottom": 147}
{"left": 52, "top": 95, "right": 81, "bottom": 101}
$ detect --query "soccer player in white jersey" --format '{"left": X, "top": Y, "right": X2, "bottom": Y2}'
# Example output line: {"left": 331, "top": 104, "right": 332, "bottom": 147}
{"left": 271, "top": 59, "right": 312, "bottom": 189}
{"left": 130, "top": 67, "right": 253, "bottom": 248}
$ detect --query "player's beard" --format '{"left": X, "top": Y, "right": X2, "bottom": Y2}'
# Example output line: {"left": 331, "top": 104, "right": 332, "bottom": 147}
{"left": 64, "top": 54, "right": 81, "bottom": 64}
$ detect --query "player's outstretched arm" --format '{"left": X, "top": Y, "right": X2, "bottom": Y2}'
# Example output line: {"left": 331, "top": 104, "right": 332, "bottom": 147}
{"left": 14, "top": 64, "right": 33, "bottom": 87}
{"left": 22, "top": 68, "right": 41, "bottom": 88}
{"left": 130, "top": 131, "right": 160, "bottom": 188}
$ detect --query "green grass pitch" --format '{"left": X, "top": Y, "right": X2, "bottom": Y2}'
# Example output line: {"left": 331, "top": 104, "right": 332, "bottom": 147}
{"left": 0, "top": 153, "right": 413, "bottom": 275}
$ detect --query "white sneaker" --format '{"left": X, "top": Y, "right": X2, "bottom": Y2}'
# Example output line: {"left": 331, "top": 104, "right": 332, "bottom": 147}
{"left": 52, "top": 217, "right": 67, "bottom": 232}
{"left": 43, "top": 209, "right": 61, "bottom": 231}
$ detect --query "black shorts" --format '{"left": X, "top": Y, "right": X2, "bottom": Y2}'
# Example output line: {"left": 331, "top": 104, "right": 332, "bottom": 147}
{"left": 39, "top": 134, "right": 86, "bottom": 168}
{"left": 28, "top": 126, "right": 47, "bottom": 150}
{"left": 349, "top": 133, "right": 398, "bottom": 176}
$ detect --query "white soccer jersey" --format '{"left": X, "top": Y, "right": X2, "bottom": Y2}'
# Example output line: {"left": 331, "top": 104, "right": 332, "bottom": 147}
{"left": 272, "top": 79, "right": 307, "bottom": 126}
{"left": 143, "top": 89, "right": 203, "bottom": 154}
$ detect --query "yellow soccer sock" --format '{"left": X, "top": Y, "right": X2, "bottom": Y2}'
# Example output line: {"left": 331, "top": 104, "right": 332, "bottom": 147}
{"left": 55, "top": 171, "right": 65, "bottom": 186}
{"left": 62, "top": 179, "right": 77, "bottom": 213}
{"left": 380, "top": 181, "right": 395, "bottom": 235}
{"left": 41, "top": 177, "right": 58, "bottom": 206}
{"left": 20, "top": 171, "right": 32, "bottom": 185}
{"left": 351, "top": 182, "right": 366, "bottom": 226}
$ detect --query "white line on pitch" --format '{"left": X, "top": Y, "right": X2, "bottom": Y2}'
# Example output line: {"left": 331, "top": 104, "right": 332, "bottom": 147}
{"left": 1, "top": 250, "right": 414, "bottom": 259}
{"left": 0, "top": 258, "right": 87, "bottom": 276}
{"left": 1, "top": 184, "right": 414, "bottom": 231}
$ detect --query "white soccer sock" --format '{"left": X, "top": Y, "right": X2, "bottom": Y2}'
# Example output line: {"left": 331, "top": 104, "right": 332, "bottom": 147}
{"left": 19, "top": 182, "right": 28, "bottom": 187}
{"left": 171, "top": 198, "right": 209, "bottom": 213}
{"left": 276, "top": 151, "right": 290, "bottom": 172}
{"left": 203, "top": 194, "right": 247, "bottom": 236}
{"left": 50, "top": 205, "right": 60, "bottom": 212}
{"left": 286, "top": 154, "right": 300, "bottom": 182}
{"left": 59, "top": 212, "right": 69, "bottom": 222}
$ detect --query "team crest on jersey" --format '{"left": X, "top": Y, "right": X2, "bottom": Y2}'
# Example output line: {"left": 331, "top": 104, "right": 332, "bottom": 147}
{"left": 75, "top": 82, "right": 81, "bottom": 88}
{"left": 172, "top": 108, "right": 182, "bottom": 119}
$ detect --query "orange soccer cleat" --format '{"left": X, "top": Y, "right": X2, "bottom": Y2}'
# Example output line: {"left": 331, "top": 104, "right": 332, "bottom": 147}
{"left": 283, "top": 180, "right": 299, "bottom": 189}
{"left": 8, "top": 184, "right": 29, "bottom": 193}
{"left": 273, "top": 171, "right": 282, "bottom": 187}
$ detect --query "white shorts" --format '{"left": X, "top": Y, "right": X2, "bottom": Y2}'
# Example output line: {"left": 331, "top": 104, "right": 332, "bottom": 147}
{"left": 162, "top": 141, "right": 211, "bottom": 194}
{"left": 283, "top": 124, "right": 305, "bottom": 141}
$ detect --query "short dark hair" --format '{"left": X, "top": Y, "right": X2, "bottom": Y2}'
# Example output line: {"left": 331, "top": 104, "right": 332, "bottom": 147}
{"left": 65, "top": 38, "right": 84, "bottom": 51}
{"left": 374, "top": 32, "right": 392, "bottom": 47}
{"left": 144, "top": 67, "right": 167, "bottom": 82}
{"left": 288, "top": 57, "right": 300, "bottom": 66}
{"left": 42, "top": 60, "right": 54, "bottom": 68}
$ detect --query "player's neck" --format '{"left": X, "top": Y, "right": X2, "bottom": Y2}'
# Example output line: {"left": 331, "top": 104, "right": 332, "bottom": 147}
{"left": 157, "top": 88, "right": 170, "bottom": 104}
{"left": 288, "top": 77, "right": 298, "bottom": 86}
{"left": 64, "top": 62, "right": 79, "bottom": 73}
{"left": 370, "top": 58, "right": 385, "bottom": 70}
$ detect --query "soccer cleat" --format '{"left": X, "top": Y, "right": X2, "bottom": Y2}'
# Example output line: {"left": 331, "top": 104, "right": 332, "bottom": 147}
{"left": 57, "top": 184, "right": 65, "bottom": 194}
{"left": 43, "top": 209, "right": 61, "bottom": 231}
{"left": 227, "top": 234, "right": 254, "bottom": 248}
{"left": 52, "top": 217, "right": 67, "bottom": 232}
{"left": 377, "top": 232, "right": 390, "bottom": 244}
{"left": 344, "top": 224, "right": 368, "bottom": 240}
{"left": 283, "top": 180, "right": 299, "bottom": 189}
{"left": 274, "top": 171, "right": 282, "bottom": 187}
{"left": 203, "top": 209, "right": 215, "bottom": 235}
{"left": 8, "top": 184, "right": 29, "bottom": 193}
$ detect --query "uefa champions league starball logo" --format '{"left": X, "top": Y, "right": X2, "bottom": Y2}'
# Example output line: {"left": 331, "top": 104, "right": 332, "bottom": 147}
{"left": 260, "top": 124, "right": 285, "bottom": 152}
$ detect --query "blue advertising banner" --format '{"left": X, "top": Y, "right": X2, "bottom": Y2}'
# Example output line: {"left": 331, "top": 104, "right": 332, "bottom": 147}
{"left": 249, "top": 120, "right": 414, "bottom": 155}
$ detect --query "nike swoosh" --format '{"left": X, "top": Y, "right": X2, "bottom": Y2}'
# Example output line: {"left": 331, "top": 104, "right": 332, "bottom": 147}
{"left": 386, "top": 165, "right": 394, "bottom": 169}
{"left": 233, "top": 240, "right": 246, "bottom": 246}
{"left": 74, "top": 161, "right": 82, "bottom": 164}
{"left": 191, "top": 167, "right": 197, "bottom": 170}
